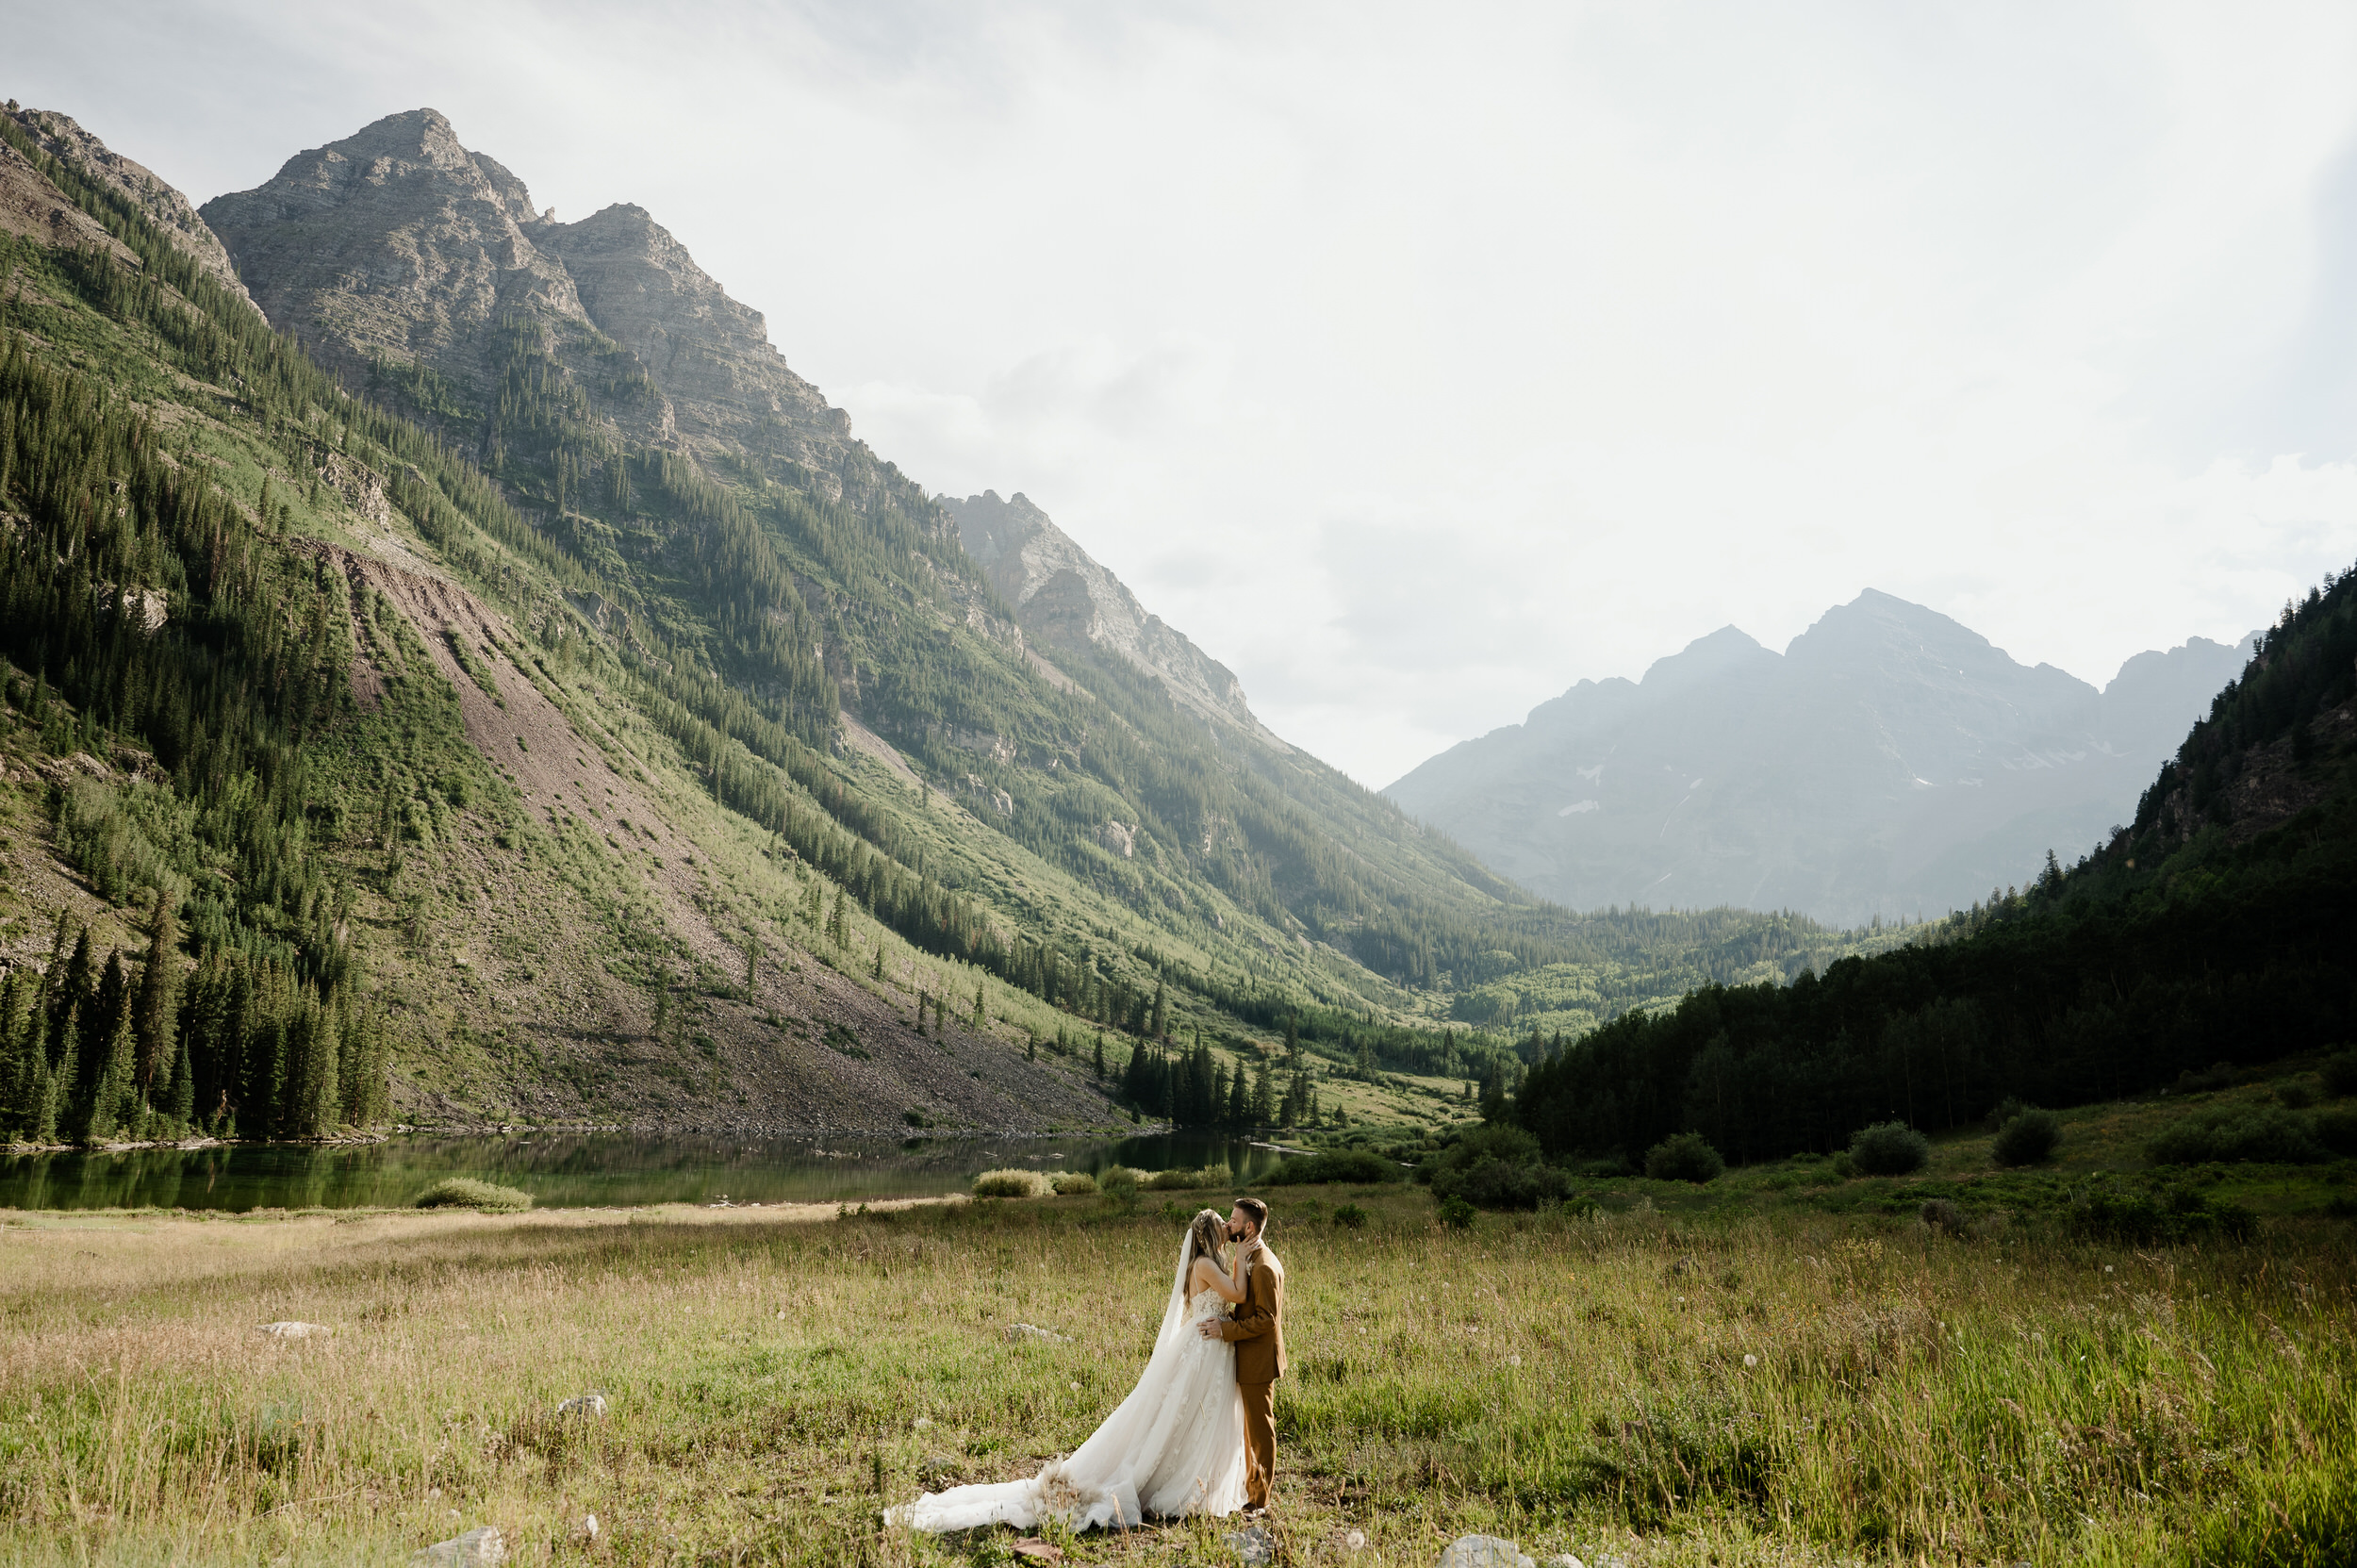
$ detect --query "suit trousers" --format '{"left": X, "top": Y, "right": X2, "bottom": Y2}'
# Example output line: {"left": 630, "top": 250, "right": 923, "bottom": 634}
{"left": 1240, "top": 1378, "right": 1276, "bottom": 1507}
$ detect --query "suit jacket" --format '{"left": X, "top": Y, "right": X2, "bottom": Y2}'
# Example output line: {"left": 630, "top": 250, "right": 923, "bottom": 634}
{"left": 1216, "top": 1244, "right": 1286, "bottom": 1384}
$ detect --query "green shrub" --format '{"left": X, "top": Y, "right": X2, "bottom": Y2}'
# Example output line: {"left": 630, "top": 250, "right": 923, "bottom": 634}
{"left": 1048, "top": 1171, "right": 1098, "bottom": 1196}
{"left": 1422, "top": 1123, "right": 1569, "bottom": 1211}
{"left": 1260, "top": 1149, "right": 1400, "bottom": 1186}
{"left": 2322, "top": 1050, "right": 2357, "bottom": 1098}
{"left": 2277, "top": 1082, "right": 2316, "bottom": 1110}
{"left": 2146, "top": 1107, "right": 2325, "bottom": 1165}
{"left": 972, "top": 1169, "right": 1052, "bottom": 1198}
{"left": 1144, "top": 1165, "right": 1231, "bottom": 1192}
{"left": 1331, "top": 1202, "right": 1368, "bottom": 1229}
{"left": 2069, "top": 1177, "right": 2253, "bottom": 1243}
{"left": 1991, "top": 1108, "right": 2062, "bottom": 1167}
{"left": 1096, "top": 1166, "right": 1144, "bottom": 1198}
{"left": 1848, "top": 1122, "right": 1930, "bottom": 1176}
{"left": 1642, "top": 1132, "right": 1724, "bottom": 1183}
{"left": 1437, "top": 1196, "right": 1475, "bottom": 1230}
{"left": 2310, "top": 1108, "right": 2357, "bottom": 1157}
{"left": 413, "top": 1179, "right": 533, "bottom": 1212}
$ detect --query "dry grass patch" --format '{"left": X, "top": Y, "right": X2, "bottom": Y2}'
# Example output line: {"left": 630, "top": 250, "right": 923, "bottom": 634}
{"left": 0, "top": 1193, "right": 2348, "bottom": 1566}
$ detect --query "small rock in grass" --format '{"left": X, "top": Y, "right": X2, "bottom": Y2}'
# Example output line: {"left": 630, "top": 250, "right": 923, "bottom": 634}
{"left": 1004, "top": 1323, "right": 1071, "bottom": 1344}
{"left": 555, "top": 1393, "right": 606, "bottom": 1418}
{"left": 1438, "top": 1536, "right": 1534, "bottom": 1568}
{"left": 1224, "top": 1526, "right": 1276, "bottom": 1564}
{"left": 579, "top": 1515, "right": 599, "bottom": 1540}
{"left": 258, "top": 1321, "right": 331, "bottom": 1339}
{"left": 413, "top": 1525, "right": 505, "bottom": 1565}
{"left": 1012, "top": 1540, "right": 1063, "bottom": 1562}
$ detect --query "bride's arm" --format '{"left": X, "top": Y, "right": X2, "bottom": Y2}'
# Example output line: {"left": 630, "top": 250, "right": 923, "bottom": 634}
{"left": 1192, "top": 1254, "right": 1248, "bottom": 1304}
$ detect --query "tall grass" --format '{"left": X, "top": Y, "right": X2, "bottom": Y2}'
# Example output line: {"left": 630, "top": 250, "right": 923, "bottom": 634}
{"left": 0, "top": 1195, "right": 2346, "bottom": 1565}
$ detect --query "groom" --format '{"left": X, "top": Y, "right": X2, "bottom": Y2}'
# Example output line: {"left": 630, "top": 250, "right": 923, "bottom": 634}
{"left": 1199, "top": 1197, "right": 1285, "bottom": 1514}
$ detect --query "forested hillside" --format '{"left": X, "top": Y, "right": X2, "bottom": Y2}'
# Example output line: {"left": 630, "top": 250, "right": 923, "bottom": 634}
{"left": 1514, "top": 570, "right": 2357, "bottom": 1165}
{"left": 0, "top": 103, "right": 1915, "bottom": 1145}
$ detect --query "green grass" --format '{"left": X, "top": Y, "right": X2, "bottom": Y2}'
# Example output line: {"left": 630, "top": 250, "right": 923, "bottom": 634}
{"left": 0, "top": 1187, "right": 2347, "bottom": 1565}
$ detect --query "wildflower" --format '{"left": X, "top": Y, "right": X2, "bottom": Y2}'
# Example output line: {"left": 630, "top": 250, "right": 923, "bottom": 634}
{"left": 1508, "top": 1355, "right": 1522, "bottom": 1367}
{"left": 1346, "top": 1532, "right": 1367, "bottom": 1551}
{"left": 914, "top": 1416, "right": 931, "bottom": 1430}
{"left": 1070, "top": 1381, "right": 1080, "bottom": 1392}
{"left": 1743, "top": 1354, "right": 1758, "bottom": 1368}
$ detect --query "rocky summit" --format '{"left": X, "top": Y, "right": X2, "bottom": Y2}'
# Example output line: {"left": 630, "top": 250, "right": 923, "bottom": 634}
{"left": 200, "top": 109, "right": 888, "bottom": 505}
{"left": 1386, "top": 589, "right": 2255, "bottom": 926}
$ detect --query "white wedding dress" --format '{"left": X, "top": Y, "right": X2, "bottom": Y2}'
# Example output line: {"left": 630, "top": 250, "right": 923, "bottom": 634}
{"left": 886, "top": 1230, "right": 1248, "bottom": 1531}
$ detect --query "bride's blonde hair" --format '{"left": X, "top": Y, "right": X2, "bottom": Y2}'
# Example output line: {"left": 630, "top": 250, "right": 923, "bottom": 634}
{"left": 1186, "top": 1208, "right": 1227, "bottom": 1270}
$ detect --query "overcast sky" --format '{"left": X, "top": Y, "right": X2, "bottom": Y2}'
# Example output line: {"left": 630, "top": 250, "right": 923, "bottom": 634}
{"left": 12, "top": 1, "right": 2357, "bottom": 785}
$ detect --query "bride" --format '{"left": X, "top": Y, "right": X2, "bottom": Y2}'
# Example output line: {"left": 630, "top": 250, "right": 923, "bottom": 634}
{"left": 886, "top": 1208, "right": 1251, "bottom": 1531}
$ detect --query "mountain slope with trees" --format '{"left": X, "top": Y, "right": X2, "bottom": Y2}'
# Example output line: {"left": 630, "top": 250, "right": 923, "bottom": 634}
{"left": 0, "top": 101, "right": 1915, "bottom": 1144}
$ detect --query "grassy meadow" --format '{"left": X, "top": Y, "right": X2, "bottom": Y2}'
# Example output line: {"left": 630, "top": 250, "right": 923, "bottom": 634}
{"left": 0, "top": 1184, "right": 2350, "bottom": 1567}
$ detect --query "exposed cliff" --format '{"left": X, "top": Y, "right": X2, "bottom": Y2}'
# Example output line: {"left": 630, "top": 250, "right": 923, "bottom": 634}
{"left": 943, "top": 489, "right": 1286, "bottom": 749}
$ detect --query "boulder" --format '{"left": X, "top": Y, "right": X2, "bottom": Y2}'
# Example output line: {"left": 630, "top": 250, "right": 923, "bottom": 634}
{"left": 1437, "top": 1537, "right": 1534, "bottom": 1568}
{"left": 257, "top": 1322, "right": 331, "bottom": 1339}
{"left": 555, "top": 1393, "right": 607, "bottom": 1418}
{"left": 1003, "top": 1323, "right": 1071, "bottom": 1345}
{"left": 412, "top": 1526, "right": 505, "bottom": 1566}
{"left": 1223, "top": 1526, "right": 1276, "bottom": 1565}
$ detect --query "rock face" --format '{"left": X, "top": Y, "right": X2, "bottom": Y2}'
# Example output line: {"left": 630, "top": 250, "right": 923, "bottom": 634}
{"left": 198, "top": 109, "right": 585, "bottom": 390}
{"left": 5, "top": 106, "right": 259, "bottom": 314}
{"left": 200, "top": 109, "right": 902, "bottom": 506}
{"left": 536, "top": 203, "right": 849, "bottom": 471}
{"left": 944, "top": 489, "right": 1286, "bottom": 748}
{"left": 1386, "top": 590, "right": 2255, "bottom": 926}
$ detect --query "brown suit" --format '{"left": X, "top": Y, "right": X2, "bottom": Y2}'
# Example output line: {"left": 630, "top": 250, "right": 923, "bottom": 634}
{"left": 1215, "top": 1244, "right": 1285, "bottom": 1506}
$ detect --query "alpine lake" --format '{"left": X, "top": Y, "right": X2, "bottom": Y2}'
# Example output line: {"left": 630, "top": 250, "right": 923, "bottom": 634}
{"left": 0, "top": 1129, "right": 1290, "bottom": 1213}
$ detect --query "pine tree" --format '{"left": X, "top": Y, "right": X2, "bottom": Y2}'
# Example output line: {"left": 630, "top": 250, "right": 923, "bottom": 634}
{"left": 1227, "top": 1060, "right": 1249, "bottom": 1127}
{"left": 871, "top": 944, "right": 883, "bottom": 980}
{"left": 1252, "top": 1056, "right": 1276, "bottom": 1126}
{"left": 744, "top": 935, "right": 760, "bottom": 1001}
{"left": 166, "top": 1032, "right": 195, "bottom": 1124}
{"left": 972, "top": 982, "right": 986, "bottom": 1029}
{"left": 1150, "top": 978, "right": 1168, "bottom": 1042}
{"left": 1283, "top": 1014, "right": 1299, "bottom": 1066}
{"left": 82, "top": 1005, "right": 136, "bottom": 1145}
{"left": 1093, "top": 1034, "right": 1105, "bottom": 1081}
{"left": 1026, "top": 1032, "right": 1036, "bottom": 1063}
{"left": 133, "top": 894, "right": 178, "bottom": 1104}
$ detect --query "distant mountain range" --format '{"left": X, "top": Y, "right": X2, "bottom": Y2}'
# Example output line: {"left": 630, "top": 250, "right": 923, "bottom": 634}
{"left": 1385, "top": 590, "right": 2255, "bottom": 926}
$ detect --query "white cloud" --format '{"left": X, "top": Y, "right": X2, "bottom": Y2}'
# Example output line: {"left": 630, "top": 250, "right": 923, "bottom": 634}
{"left": 12, "top": 0, "right": 2357, "bottom": 785}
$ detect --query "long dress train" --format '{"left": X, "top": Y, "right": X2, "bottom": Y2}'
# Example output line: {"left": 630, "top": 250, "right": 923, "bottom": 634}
{"left": 885, "top": 1240, "right": 1248, "bottom": 1531}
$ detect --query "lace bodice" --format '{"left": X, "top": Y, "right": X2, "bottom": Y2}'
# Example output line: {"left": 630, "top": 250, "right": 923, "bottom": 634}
{"left": 1186, "top": 1288, "right": 1229, "bottom": 1328}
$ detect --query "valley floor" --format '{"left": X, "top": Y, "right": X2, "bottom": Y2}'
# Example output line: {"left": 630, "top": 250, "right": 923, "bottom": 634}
{"left": 0, "top": 1186, "right": 2349, "bottom": 1565}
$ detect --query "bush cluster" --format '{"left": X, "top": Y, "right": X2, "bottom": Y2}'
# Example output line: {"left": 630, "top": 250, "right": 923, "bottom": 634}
{"left": 1643, "top": 1132, "right": 1724, "bottom": 1183}
{"left": 1425, "top": 1123, "right": 1571, "bottom": 1211}
{"left": 2068, "top": 1177, "right": 2253, "bottom": 1243}
{"left": 1143, "top": 1165, "right": 1234, "bottom": 1192}
{"left": 971, "top": 1169, "right": 1053, "bottom": 1198}
{"left": 1991, "top": 1107, "right": 2062, "bottom": 1167}
{"left": 1260, "top": 1148, "right": 1401, "bottom": 1186}
{"left": 1047, "top": 1171, "right": 1098, "bottom": 1196}
{"left": 2146, "top": 1106, "right": 2357, "bottom": 1165}
{"left": 413, "top": 1179, "right": 534, "bottom": 1212}
{"left": 1848, "top": 1122, "right": 1931, "bottom": 1176}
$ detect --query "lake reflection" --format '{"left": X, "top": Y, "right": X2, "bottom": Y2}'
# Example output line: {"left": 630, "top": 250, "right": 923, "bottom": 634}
{"left": 0, "top": 1130, "right": 1288, "bottom": 1213}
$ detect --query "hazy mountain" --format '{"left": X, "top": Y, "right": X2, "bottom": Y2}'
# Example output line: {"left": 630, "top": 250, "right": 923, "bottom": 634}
{"left": 1386, "top": 589, "right": 2255, "bottom": 925}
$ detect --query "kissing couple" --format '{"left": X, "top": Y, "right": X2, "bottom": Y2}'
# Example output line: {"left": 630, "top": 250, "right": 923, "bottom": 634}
{"left": 888, "top": 1197, "right": 1287, "bottom": 1532}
